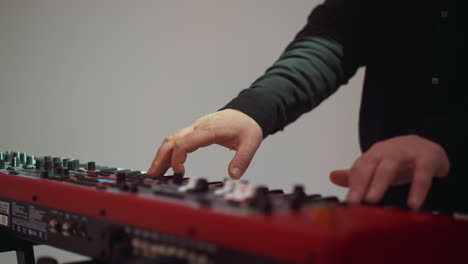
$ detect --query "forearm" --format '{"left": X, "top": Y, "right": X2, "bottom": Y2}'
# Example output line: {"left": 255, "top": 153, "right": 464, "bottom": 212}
{"left": 223, "top": 36, "right": 344, "bottom": 137}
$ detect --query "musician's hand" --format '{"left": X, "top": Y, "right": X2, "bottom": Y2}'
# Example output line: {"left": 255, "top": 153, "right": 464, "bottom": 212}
{"left": 329, "top": 135, "right": 450, "bottom": 209}
{"left": 147, "top": 109, "right": 263, "bottom": 179}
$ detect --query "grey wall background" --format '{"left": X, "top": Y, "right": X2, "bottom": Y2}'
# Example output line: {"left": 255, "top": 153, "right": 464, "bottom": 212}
{"left": 0, "top": 0, "right": 364, "bottom": 262}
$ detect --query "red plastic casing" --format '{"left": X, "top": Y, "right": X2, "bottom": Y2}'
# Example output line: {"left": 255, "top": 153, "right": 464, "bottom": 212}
{"left": 1, "top": 171, "right": 468, "bottom": 264}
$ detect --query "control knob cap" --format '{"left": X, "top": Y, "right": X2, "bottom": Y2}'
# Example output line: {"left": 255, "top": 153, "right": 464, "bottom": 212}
{"left": 11, "top": 157, "right": 19, "bottom": 168}
{"left": 62, "top": 158, "right": 70, "bottom": 168}
{"left": 26, "top": 155, "right": 34, "bottom": 166}
{"left": 35, "top": 160, "right": 44, "bottom": 171}
{"left": 68, "top": 160, "right": 78, "bottom": 171}
{"left": 87, "top": 161, "right": 96, "bottom": 171}
{"left": 189, "top": 178, "right": 209, "bottom": 193}
{"left": 173, "top": 173, "right": 184, "bottom": 185}
{"left": 116, "top": 172, "right": 126, "bottom": 185}
{"left": 44, "top": 161, "right": 53, "bottom": 172}
{"left": 251, "top": 186, "right": 272, "bottom": 215}
{"left": 19, "top": 152, "right": 27, "bottom": 164}
{"left": 290, "top": 185, "right": 306, "bottom": 211}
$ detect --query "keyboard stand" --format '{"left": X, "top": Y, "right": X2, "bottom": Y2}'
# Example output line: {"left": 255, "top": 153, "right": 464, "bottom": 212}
{"left": 0, "top": 230, "right": 35, "bottom": 264}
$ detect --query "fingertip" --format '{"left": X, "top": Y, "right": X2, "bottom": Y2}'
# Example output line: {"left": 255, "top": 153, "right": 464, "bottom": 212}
{"left": 147, "top": 167, "right": 155, "bottom": 177}
{"left": 172, "top": 163, "right": 186, "bottom": 176}
{"left": 346, "top": 191, "right": 362, "bottom": 204}
{"left": 329, "top": 169, "right": 350, "bottom": 187}
{"left": 407, "top": 195, "right": 422, "bottom": 210}
{"left": 146, "top": 159, "right": 160, "bottom": 176}
{"left": 229, "top": 167, "right": 243, "bottom": 180}
{"left": 364, "top": 189, "right": 380, "bottom": 204}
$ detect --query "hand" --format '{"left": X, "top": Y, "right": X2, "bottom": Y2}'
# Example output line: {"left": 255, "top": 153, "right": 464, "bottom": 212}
{"left": 147, "top": 109, "right": 263, "bottom": 179}
{"left": 329, "top": 135, "right": 450, "bottom": 209}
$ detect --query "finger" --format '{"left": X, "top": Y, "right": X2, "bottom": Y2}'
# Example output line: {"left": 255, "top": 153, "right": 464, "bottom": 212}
{"left": 147, "top": 136, "right": 176, "bottom": 177}
{"left": 391, "top": 170, "right": 414, "bottom": 186}
{"left": 407, "top": 160, "right": 435, "bottom": 209}
{"left": 171, "top": 126, "right": 218, "bottom": 175}
{"left": 329, "top": 169, "right": 350, "bottom": 187}
{"left": 228, "top": 139, "right": 261, "bottom": 179}
{"left": 347, "top": 155, "right": 381, "bottom": 204}
{"left": 365, "top": 156, "right": 405, "bottom": 204}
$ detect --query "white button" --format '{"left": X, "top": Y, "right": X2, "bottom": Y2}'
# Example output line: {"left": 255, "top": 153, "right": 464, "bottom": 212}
{"left": 432, "top": 77, "right": 440, "bottom": 85}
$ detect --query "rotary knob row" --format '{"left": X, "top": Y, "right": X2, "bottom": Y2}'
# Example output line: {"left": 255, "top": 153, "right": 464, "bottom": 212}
{"left": 0, "top": 151, "right": 35, "bottom": 170}
{"left": 34, "top": 158, "right": 95, "bottom": 172}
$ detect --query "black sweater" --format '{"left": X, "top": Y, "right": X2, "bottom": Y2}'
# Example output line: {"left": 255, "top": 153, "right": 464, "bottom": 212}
{"left": 224, "top": 0, "right": 468, "bottom": 213}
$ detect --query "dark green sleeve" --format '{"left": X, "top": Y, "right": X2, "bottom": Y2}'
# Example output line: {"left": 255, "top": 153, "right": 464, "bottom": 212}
{"left": 222, "top": 36, "right": 345, "bottom": 138}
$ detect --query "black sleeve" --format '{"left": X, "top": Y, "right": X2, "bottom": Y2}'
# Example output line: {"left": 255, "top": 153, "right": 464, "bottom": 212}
{"left": 221, "top": 0, "right": 368, "bottom": 138}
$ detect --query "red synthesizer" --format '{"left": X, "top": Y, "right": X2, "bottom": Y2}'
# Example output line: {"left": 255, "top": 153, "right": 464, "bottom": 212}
{"left": 1, "top": 151, "right": 468, "bottom": 264}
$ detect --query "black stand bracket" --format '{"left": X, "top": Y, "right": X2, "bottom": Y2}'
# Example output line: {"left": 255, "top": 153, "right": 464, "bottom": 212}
{"left": 0, "top": 230, "right": 36, "bottom": 264}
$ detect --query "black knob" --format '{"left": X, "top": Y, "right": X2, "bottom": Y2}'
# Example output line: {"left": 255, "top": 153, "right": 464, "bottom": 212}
{"left": 62, "top": 158, "right": 70, "bottom": 168}
{"left": 53, "top": 162, "right": 61, "bottom": 170}
{"left": 290, "top": 185, "right": 306, "bottom": 211}
{"left": 254, "top": 186, "right": 269, "bottom": 197}
{"left": 62, "top": 168, "right": 70, "bottom": 176}
{"left": 26, "top": 155, "right": 34, "bottom": 166}
{"left": 257, "top": 196, "right": 272, "bottom": 215}
{"left": 4, "top": 153, "right": 12, "bottom": 163}
{"left": 11, "top": 157, "right": 18, "bottom": 168}
{"left": 68, "top": 160, "right": 77, "bottom": 171}
{"left": 191, "top": 178, "right": 209, "bottom": 193}
{"left": 293, "top": 185, "right": 306, "bottom": 198}
{"left": 54, "top": 167, "right": 62, "bottom": 175}
{"left": 44, "top": 156, "right": 52, "bottom": 162}
{"left": 19, "top": 152, "right": 27, "bottom": 164}
{"left": 44, "top": 161, "right": 53, "bottom": 172}
{"left": 4, "top": 151, "right": 11, "bottom": 163}
{"left": 87, "top": 161, "right": 96, "bottom": 171}
{"left": 12, "top": 152, "right": 20, "bottom": 160}
{"left": 74, "top": 159, "right": 80, "bottom": 169}
{"left": 35, "top": 160, "right": 44, "bottom": 171}
{"left": 173, "top": 173, "right": 184, "bottom": 185}
{"left": 251, "top": 186, "right": 272, "bottom": 215}
{"left": 0, "top": 159, "right": 5, "bottom": 170}
{"left": 116, "top": 172, "right": 126, "bottom": 185}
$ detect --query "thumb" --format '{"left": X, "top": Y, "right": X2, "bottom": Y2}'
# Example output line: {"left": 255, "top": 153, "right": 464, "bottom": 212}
{"left": 228, "top": 140, "right": 260, "bottom": 179}
{"left": 330, "top": 169, "right": 351, "bottom": 187}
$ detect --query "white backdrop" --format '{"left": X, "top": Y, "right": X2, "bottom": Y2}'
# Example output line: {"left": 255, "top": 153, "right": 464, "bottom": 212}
{"left": 0, "top": 0, "right": 364, "bottom": 262}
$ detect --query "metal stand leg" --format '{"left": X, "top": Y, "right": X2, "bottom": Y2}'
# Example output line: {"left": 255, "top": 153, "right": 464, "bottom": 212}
{"left": 16, "top": 244, "right": 35, "bottom": 264}
{"left": 0, "top": 229, "right": 36, "bottom": 264}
